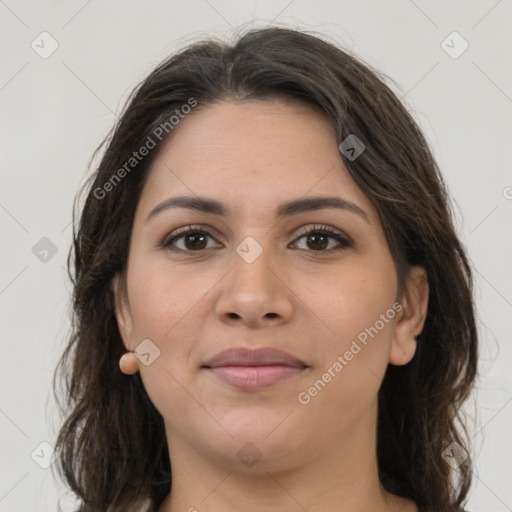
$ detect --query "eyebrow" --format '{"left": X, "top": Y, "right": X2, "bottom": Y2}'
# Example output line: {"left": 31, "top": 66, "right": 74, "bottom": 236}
{"left": 146, "top": 195, "right": 370, "bottom": 224}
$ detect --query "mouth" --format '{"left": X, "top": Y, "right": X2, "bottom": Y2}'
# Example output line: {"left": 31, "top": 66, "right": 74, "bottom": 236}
{"left": 201, "top": 347, "right": 309, "bottom": 391}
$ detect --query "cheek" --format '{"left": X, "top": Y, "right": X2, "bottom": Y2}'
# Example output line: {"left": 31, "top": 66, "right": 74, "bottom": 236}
{"left": 125, "top": 261, "right": 203, "bottom": 426}
{"left": 300, "top": 256, "right": 398, "bottom": 347}
{"left": 295, "top": 259, "right": 397, "bottom": 413}
{"left": 126, "top": 257, "right": 204, "bottom": 341}
{"left": 125, "top": 258, "right": 216, "bottom": 387}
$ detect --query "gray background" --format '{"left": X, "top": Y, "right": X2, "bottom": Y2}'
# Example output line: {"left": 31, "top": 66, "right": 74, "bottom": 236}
{"left": 1, "top": 1, "right": 511, "bottom": 511}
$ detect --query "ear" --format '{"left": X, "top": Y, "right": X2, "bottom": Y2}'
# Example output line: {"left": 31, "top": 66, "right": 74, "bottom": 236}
{"left": 111, "top": 273, "right": 134, "bottom": 350}
{"left": 389, "top": 266, "right": 429, "bottom": 366}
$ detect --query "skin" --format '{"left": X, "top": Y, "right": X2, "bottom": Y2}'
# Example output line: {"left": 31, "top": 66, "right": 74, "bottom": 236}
{"left": 112, "top": 99, "right": 429, "bottom": 512}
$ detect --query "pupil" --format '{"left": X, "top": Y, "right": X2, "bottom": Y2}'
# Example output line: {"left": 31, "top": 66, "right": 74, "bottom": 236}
{"left": 308, "top": 233, "right": 327, "bottom": 250}
{"left": 186, "top": 233, "right": 206, "bottom": 250}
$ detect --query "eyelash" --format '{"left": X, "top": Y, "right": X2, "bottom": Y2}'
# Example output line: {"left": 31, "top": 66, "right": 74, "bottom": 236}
{"left": 160, "top": 224, "right": 353, "bottom": 254}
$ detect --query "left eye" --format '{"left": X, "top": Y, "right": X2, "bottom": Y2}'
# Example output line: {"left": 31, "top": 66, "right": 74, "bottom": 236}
{"left": 291, "top": 225, "right": 352, "bottom": 253}
{"left": 161, "top": 224, "right": 352, "bottom": 253}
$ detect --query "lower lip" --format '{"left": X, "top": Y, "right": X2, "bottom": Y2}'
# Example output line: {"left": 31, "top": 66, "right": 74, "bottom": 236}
{"left": 204, "top": 365, "right": 306, "bottom": 390}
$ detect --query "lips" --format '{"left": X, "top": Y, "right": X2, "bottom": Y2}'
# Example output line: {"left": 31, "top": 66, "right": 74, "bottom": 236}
{"left": 201, "top": 347, "right": 309, "bottom": 391}
{"left": 201, "top": 347, "right": 307, "bottom": 369}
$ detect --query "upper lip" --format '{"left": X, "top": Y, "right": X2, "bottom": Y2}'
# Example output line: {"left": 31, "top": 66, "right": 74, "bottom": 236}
{"left": 202, "top": 347, "right": 307, "bottom": 368}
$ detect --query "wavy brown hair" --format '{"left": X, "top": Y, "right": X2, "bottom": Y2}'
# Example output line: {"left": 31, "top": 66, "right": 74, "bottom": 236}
{"left": 52, "top": 26, "right": 478, "bottom": 512}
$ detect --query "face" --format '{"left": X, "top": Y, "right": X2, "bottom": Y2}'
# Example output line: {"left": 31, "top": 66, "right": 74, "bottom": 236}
{"left": 113, "top": 99, "right": 426, "bottom": 473}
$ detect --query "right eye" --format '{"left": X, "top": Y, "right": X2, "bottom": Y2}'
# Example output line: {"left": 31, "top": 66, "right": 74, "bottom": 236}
{"left": 161, "top": 225, "right": 223, "bottom": 252}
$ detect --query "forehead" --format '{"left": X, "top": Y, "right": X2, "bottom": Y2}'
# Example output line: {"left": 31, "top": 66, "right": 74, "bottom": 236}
{"left": 135, "top": 99, "right": 376, "bottom": 223}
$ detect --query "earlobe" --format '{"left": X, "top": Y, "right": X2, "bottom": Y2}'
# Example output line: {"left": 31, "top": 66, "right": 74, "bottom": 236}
{"left": 111, "top": 273, "right": 133, "bottom": 348}
{"left": 389, "top": 266, "right": 429, "bottom": 366}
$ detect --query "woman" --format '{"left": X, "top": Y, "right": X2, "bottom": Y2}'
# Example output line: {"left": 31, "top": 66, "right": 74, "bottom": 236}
{"left": 52, "top": 26, "right": 477, "bottom": 512}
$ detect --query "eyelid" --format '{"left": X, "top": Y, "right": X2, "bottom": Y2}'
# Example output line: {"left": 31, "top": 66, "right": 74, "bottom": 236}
{"left": 293, "top": 224, "right": 351, "bottom": 242}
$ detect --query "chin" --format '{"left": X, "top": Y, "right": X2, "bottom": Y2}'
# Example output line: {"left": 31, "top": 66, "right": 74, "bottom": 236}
{"left": 201, "top": 423, "right": 309, "bottom": 472}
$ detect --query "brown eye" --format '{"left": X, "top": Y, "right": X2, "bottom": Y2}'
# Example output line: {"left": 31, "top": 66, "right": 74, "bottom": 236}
{"left": 305, "top": 232, "right": 329, "bottom": 251}
{"left": 162, "top": 226, "right": 221, "bottom": 252}
{"left": 292, "top": 225, "right": 353, "bottom": 253}
{"left": 180, "top": 232, "right": 208, "bottom": 250}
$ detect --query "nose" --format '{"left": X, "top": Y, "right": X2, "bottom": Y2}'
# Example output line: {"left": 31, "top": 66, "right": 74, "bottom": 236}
{"left": 215, "top": 243, "right": 294, "bottom": 329}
